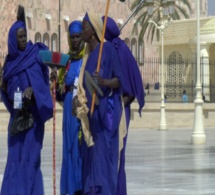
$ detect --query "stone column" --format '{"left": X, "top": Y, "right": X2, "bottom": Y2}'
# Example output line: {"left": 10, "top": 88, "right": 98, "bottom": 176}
{"left": 200, "top": 43, "right": 211, "bottom": 101}
{"left": 189, "top": 44, "right": 197, "bottom": 101}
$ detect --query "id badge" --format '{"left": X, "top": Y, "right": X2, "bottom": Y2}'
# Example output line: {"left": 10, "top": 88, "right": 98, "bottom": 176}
{"left": 14, "top": 87, "right": 22, "bottom": 109}
{"left": 73, "top": 77, "right": 79, "bottom": 98}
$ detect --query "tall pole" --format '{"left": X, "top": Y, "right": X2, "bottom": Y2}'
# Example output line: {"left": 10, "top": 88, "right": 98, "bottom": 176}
{"left": 160, "top": 28, "right": 167, "bottom": 130}
{"left": 191, "top": 0, "right": 206, "bottom": 144}
{"left": 58, "top": 0, "right": 61, "bottom": 52}
{"left": 148, "top": 18, "right": 168, "bottom": 130}
{"left": 119, "top": 0, "right": 145, "bottom": 31}
{"left": 52, "top": 1, "right": 61, "bottom": 195}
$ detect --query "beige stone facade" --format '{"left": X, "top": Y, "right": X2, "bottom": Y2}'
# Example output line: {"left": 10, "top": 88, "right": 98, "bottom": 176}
{"left": 0, "top": 0, "right": 137, "bottom": 64}
{"left": 161, "top": 16, "right": 215, "bottom": 61}
{"left": 152, "top": 16, "right": 215, "bottom": 102}
{"left": 0, "top": 0, "right": 209, "bottom": 94}
{"left": 1, "top": 0, "right": 215, "bottom": 131}
{"left": 0, "top": 0, "right": 208, "bottom": 65}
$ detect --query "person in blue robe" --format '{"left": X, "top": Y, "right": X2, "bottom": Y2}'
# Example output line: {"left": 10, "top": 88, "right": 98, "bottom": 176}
{"left": 102, "top": 16, "right": 145, "bottom": 195}
{"left": 76, "top": 12, "right": 124, "bottom": 195}
{"left": 59, "top": 20, "right": 84, "bottom": 195}
{"left": 0, "top": 21, "right": 53, "bottom": 195}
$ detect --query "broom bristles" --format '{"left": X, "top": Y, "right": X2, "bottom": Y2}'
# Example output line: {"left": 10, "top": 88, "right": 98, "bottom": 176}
{"left": 39, "top": 50, "right": 70, "bottom": 68}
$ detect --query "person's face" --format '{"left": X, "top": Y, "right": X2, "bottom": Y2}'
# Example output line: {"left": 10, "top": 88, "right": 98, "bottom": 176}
{"left": 82, "top": 20, "right": 94, "bottom": 43}
{"left": 16, "top": 28, "right": 27, "bottom": 51}
{"left": 70, "top": 33, "right": 82, "bottom": 51}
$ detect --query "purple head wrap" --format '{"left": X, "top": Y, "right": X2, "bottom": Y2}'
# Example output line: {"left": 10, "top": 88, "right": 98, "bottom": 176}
{"left": 8, "top": 21, "right": 26, "bottom": 58}
{"left": 102, "top": 16, "right": 120, "bottom": 41}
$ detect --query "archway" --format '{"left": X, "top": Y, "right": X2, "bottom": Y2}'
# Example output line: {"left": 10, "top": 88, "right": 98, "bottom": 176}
{"left": 43, "top": 33, "right": 50, "bottom": 48}
{"left": 35, "top": 32, "right": 41, "bottom": 43}
{"left": 131, "top": 38, "right": 137, "bottom": 60}
{"left": 166, "top": 51, "right": 185, "bottom": 102}
{"left": 51, "top": 33, "right": 58, "bottom": 51}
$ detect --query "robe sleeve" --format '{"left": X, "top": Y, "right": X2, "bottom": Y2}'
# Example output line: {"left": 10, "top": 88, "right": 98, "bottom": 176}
{"left": 117, "top": 40, "right": 145, "bottom": 116}
{"left": 26, "top": 62, "right": 53, "bottom": 123}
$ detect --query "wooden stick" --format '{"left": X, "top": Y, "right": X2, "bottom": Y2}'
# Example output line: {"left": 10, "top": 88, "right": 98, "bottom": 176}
{"left": 90, "top": 0, "right": 111, "bottom": 116}
{"left": 52, "top": 78, "right": 56, "bottom": 195}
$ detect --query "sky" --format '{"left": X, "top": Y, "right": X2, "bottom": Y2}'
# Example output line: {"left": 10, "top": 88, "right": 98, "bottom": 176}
{"left": 208, "top": 0, "right": 215, "bottom": 16}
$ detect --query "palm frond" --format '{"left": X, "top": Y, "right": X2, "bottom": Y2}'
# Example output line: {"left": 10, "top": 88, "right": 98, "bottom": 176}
{"left": 172, "top": 10, "right": 180, "bottom": 21}
{"left": 130, "top": 0, "right": 192, "bottom": 43}
{"left": 174, "top": 5, "right": 190, "bottom": 19}
{"left": 179, "top": 0, "right": 192, "bottom": 11}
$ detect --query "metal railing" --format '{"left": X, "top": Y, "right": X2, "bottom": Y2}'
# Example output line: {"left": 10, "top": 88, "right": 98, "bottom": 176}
{"left": 140, "top": 57, "right": 215, "bottom": 103}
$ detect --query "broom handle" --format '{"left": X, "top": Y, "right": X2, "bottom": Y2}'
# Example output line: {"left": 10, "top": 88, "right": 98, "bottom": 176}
{"left": 52, "top": 78, "right": 56, "bottom": 195}
{"left": 90, "top": 0, "right": 111, "bottom": 116}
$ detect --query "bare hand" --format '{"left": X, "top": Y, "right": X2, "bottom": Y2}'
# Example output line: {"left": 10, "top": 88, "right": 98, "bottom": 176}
{"left": 0, "top": 80, "right": 7, "bottom": 92}
{"left": 93, "top": 72, "right": 105, "bottom": 86}
{"left": 123, "top": 96, "right": 135, "bottom": 106}
{"left": 0, "top": 66, "right": 5, "bottom": 91}
{"left": 72, "top": 95, "right": 81, "bottom": 116}
{"left": 50, "top": 68, "right": 57, "bottom": 82}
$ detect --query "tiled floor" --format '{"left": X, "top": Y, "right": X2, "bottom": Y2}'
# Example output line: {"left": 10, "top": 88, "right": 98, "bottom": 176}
{"left": 1, "top": 128, "right": 215, "bottom": 195}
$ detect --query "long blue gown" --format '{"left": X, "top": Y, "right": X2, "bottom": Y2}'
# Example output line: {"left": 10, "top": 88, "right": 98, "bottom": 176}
{"left": 60, "top": 59, "right": 82, "bottom": 194}
{"left": 82, "top": 42, "right": 123, "bottom": 195}
{"left": 0, "top": 44, "right": 53, "bottom": 195}
{"left": 115, "top": 39, "right": 145, "bottom": 195}
{"left": 102, "top": 16, "right": 145, "bottom": 195}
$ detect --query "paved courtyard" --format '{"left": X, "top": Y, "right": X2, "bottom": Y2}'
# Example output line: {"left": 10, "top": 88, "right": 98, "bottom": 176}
{"left": 1, "top": 128, "right": 215, "bottom": 195}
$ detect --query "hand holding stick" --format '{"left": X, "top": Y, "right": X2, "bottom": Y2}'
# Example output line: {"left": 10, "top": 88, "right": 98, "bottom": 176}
{"left": 90, "top": 0, "right": 111, "bottom": 116}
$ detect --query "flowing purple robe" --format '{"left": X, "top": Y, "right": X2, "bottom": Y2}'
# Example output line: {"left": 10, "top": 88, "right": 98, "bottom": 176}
{"left": 103, "top": 16, "right": 145, "bottom": 195}
{"left": 0, "top": 21, "right": 53, "bottom": 195}
{"left": 82, "top": 42, "right": 123, "bottom": 195}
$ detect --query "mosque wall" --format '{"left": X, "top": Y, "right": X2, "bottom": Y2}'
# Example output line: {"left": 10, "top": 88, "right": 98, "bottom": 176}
{"left": 0, "top": 0, "right": 208, "bottom": 65}
{"left": 0, "top": 0, "right": 135, "bottom": 64}
{"left": 0, "top": 0, "right": 212, "bottom": 92}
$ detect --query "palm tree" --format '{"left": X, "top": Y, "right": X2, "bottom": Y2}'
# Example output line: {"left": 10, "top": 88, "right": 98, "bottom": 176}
{"left": 130, "top": 0, "right": 192, "bottom": 42}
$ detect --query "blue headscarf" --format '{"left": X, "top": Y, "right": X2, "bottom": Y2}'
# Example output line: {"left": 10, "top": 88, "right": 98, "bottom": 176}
{"left": 8, "top": 21, "right": 26, "bottom": 58}
{"left": 67, "top": 20, "right": 84, "bottom": 59}
{"left": 68, "top": 20, "right": 82, "bottom": 36}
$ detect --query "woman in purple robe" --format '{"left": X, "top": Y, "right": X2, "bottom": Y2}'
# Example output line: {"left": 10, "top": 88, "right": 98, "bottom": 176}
{"left": 0, "top": 21, "right": 53, "bottom": 195}
{"left": 76, "top": 12, "right": 124, "bottom": 195}
{"left": 102, "top": 16, "right": 145, "bottom": 195}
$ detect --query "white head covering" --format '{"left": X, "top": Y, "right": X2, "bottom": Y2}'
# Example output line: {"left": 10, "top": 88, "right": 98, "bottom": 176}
{"left": 83, "top": 12, "right": 103, "bottom": 42}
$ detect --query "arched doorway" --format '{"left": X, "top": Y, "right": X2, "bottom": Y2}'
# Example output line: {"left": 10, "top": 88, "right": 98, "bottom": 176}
{"left": 43, "top": 33, "right": 50, "bottom": 48}
{"left": 124, "top": 38, "right": 130, "bottom": 48}
{"left": 51, "top": 33, "right": 58, "bottom": 51}
{"left": 131, "top": 38, "right": 137, "bottom": 60}
{"left": 166, "top": 51, "right": 185, "bottom": 102}
{"left": 35, "top": 32, "right": 41, "bottom": 43}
